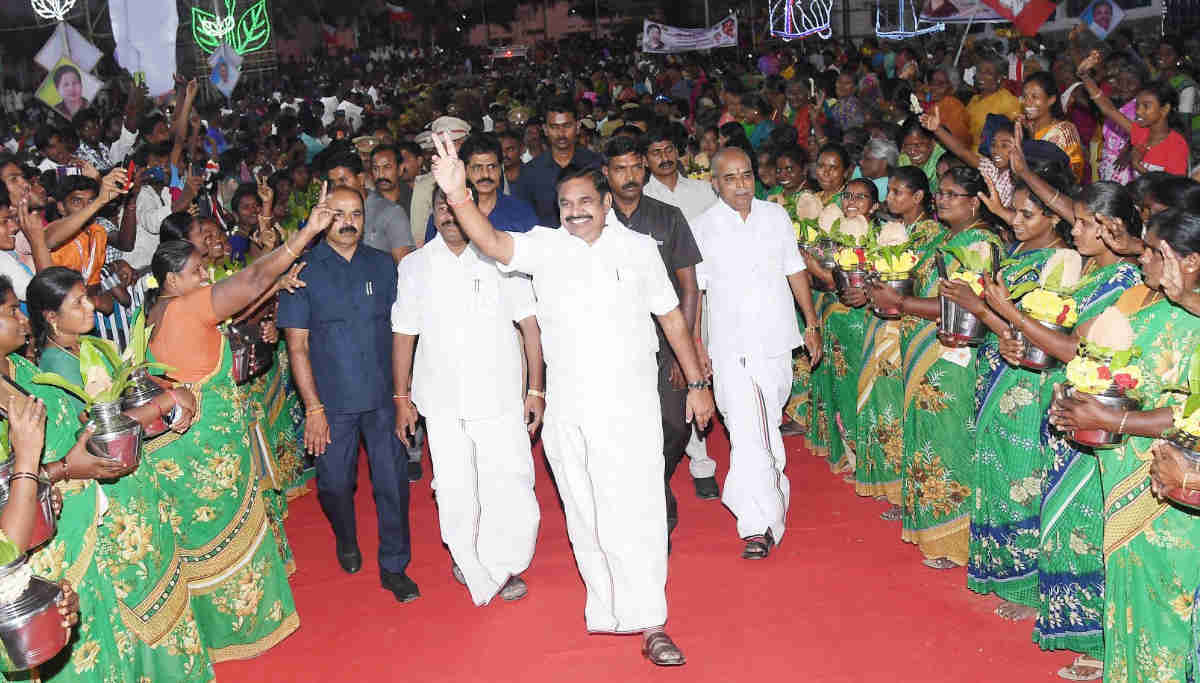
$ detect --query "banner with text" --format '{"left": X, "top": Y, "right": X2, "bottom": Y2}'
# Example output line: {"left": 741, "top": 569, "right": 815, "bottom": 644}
{"left": 641, "top": 15, "right": 738, "bottom": 54}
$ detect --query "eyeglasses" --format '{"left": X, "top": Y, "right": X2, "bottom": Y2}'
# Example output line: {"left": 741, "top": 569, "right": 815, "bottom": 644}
{"left": 935, "top": 191, "right": 973, "bottom": 199}
{"left": 843, "top": 192, "right": 872, "bottom": 201}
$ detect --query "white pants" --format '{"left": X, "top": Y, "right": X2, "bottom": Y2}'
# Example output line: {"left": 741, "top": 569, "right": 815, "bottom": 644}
{"left": 426, "top": 412, "right": 539, "bottom": 606}
{"left": 683, "top": 428, "right": 717, "bottom": 478}
{"left": 712, "top": 352, "right": 792, "bottom": 541}
{"left": 542, "top": 415, "right": 668, "bottom": 633}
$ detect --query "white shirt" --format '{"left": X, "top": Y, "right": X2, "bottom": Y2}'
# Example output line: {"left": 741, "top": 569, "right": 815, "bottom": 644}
{"left": 106, "top": 126, "right": 139, "bottom": 166}
{"left": 392, "top": 236, "right": 535, "bottom": 420}
{"left": 0, "top": 251, "right": 32, "bottom": 300}
{"left": 130, "top": 185, "right": 172, "bottom": 270}
{"left": 644, "top": 174, "right": 718, "bottom": 222}
{"left": 691, "top": 199, "right": 806, "bottom": 359}
{"left": 501, "top": 215, "right": 679, "bottom": 423}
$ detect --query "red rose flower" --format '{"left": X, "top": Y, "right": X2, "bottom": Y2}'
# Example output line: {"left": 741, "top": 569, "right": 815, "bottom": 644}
{"left": 1096, "top": 366, "right": 1112, "bottom": 380}
{"left": 854, "top": 247, "right": 865, "bottom": 265}
{"left": 1113, "top": 373, "right": 1138, "bottom": 390}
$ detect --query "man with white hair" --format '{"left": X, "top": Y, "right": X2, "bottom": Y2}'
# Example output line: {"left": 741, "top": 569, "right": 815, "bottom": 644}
{"left": 690, "top": 146, "right": 822, "bottom": 560}
{"left": 853, "top": 137, "right": 897, "bottom": 201}
{"left": 410, "top": 116, "right": 471, "bottom": 247}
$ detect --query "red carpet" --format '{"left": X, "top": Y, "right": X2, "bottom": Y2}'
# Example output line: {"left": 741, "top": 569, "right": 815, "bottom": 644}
{"left": 215, "top": 429, "right": 1073, "bottom": 682}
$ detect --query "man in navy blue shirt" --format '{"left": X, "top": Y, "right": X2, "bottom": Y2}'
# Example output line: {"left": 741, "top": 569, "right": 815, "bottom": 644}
{"left": 423, "top": 133, "right": 537, "bottom": 243}
{"left": 511, "top": 96, "right": 602, "bottom": 227}
{"left": 277, "top": 186, "right": 419, "bottom": 602}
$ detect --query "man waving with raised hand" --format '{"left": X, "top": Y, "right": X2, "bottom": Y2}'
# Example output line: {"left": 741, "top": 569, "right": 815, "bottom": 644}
{"left": 427, "top": 130, "right": 714, "bottom": 667}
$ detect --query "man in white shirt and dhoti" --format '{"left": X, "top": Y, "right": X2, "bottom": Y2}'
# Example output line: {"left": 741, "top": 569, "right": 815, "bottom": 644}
{"left": 391, "top": 184, "right": 545, "bottom": 606}
{"left": 426, "top": 131, "right": 715, "bottom": 667}
{"left": 690, "top": 147, "right": 822, "bottom": 560}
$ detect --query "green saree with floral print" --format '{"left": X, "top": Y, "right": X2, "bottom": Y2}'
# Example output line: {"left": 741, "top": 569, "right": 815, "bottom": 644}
{"left": 900, "top": 226, "right": 1001, "bottom": 565}
{"left": 1095, "top": 288, "right": 1200, "bottom": 683}
{"left": 855, "top": 218, "right": 944, "bottom": 503}
{"left": 1033, "top": 261, "right": 1141, "bottom": 659}
{"left": 143, "top": 342, "right": 298, "bottom": 663}
{"left": 34, "top": 348, "right": 214, "bottom": 681}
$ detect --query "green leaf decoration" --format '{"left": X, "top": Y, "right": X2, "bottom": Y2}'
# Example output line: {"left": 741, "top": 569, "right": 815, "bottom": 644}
{"left": 84, "top": 336, "right": 122, "bottom": 373}
{"left": 1189, "top": 345, "right": 1200, "bottom": 396}
{"left": 1186, "top": 393, "right": 1200, "bottom": 418}
{"left": 1007, "top": 281, "right": 1040, "bottom": 300}
{"left": 233, "top": 0, "right": 271, "bottom": 55}
{"left": 78, "top": 339, "right": 109, "bottom": 388}
{"left": 190, "top": 6, "right": 223, "bottom": 53}
{"left": 1043, "top": 260, "right": 1066, "bottom": 292}
{"left": 940, "top": 245, "right": 989, "bottom": 274}
{"left": 29, "top": 373, "right": 90, "bottom": 404}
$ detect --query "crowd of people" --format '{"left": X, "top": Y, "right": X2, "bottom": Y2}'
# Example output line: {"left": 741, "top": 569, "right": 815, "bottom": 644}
{"left": 0, "top": 12, "right": 1198, "bottom": 682}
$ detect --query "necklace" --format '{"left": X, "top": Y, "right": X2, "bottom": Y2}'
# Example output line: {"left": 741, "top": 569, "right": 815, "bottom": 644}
{"left": 48, "top": 337, "right": 79, "bottom": 357}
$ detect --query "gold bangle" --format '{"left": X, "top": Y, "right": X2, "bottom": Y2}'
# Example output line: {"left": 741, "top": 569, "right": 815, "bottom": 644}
{"left": 284, "top": 241, "right": 299, "bottom": 259}
{"left": 392, "top": 394, "right": 409, "bottom": 400}
{"left": 527, "top": 389, "right": 546, "bottom": 398}
{"left": 306, "top": 404, "right": 325, "bottom": 415}
{"left": 1118, "top": 411, "right": 1129, "bottom": 434}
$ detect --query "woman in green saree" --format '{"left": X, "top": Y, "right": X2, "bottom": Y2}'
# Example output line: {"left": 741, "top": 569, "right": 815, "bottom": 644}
{"left": 771, "top": 145, "right": 817, "bottom": 438}
{"left": 870, "top": 166, "right": 1002, "bottom": 568}
{"left": 802, "top": 177, "right": 879, "bottom": 473}
{"left": 26, "top": 267, "right": 213, "bottom": 681}
{"left": 164, "top": 214, "right": 308, "bottom": 574}
{"left": 0, "top": 274, "right": 197, "bottom": 682}
{"left": 1050, "top": 208, "right": 1200, "bottom": 683}
{"left": 796, "top": 145, "right": 854, "bottom": 460}
{"left": 0, "top": 279, "right": 98, "bottom": 681}
{"left": 858, "top": 167, "right": 942, "bottom": 517}
{"left": 984, "top": 181, "right": 1144, "bottom": 679}
{"left": 137, "top": 208, "right": 326, "bottom": 661}
{"left": 964, "top": 180, "right": 1072, "bottom": 617}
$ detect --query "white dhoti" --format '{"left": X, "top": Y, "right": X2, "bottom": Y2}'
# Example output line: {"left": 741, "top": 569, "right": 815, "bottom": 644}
{"left": 542, "top": 415, "right": 668, "bottom": 633}
{"left": 426, "top": 411, "right": 540, "bottom": 606}
{"left": 712, "top": 352, "right": 792, "bottom": 541}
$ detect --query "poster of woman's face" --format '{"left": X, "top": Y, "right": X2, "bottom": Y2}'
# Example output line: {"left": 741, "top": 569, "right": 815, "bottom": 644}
{"left": 1082, "top": 0, "right": 1124, "bottom": 39}
{"left": 36, "top": 57, "right": 101, "bottom": 122}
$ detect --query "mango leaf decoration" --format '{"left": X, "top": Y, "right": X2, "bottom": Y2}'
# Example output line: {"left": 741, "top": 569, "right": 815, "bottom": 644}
{"left": 232, "top": 0, "right": 271, "bottom": 55}
{"left": 1184, "top": 346, "right": 1200, "bottom": 417}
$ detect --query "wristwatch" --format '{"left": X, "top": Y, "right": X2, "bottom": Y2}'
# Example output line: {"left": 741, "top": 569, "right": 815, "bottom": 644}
{"left": 686, "top": 380, "right": 712, "bottom": 391}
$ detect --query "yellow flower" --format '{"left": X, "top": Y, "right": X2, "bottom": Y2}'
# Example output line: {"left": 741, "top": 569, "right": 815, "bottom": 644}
{"left": 155, "top": 459, "right": 184, "bottom": 480}
{"left": 1021, "top": 288, "right": 1077, "bottom": 326}
{"left": 943, "top": 271, "right": 984, "bottom": 295}
{"left": 835, "top": 248, "right": 866, "bottom": 269}
{"left": 874, "top": 251, "right": 917, "bottom": 274}
{"left": 194, "top": 506, "right": 217, "bottom": 523}
{"left": 73, "top": 639, "right": 100, "bottom": 673}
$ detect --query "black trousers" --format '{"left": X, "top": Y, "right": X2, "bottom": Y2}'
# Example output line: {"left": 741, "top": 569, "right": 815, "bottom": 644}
{"left": 659, "top": 355, "right": 691, "bottom": 534}
{"left": 316, "top": 405, "right": 412, "bottom": 574}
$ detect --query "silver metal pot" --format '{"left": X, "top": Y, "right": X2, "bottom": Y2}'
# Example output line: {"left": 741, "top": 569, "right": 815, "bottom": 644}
{"left": 833, "top": 267, "right": 869, "bottom": 294}
{"left": 938, "top": 296, "right": 986, "bottom": 347}
{"left": 871, "top": 275, "right": 913, "bottom": 320}
{"left": 0, "top": 555, "right": 69, "bottom": 670}
{"left": 83, "top": 400, "right": 143, "bottom": 469}
{"left": 0, "top": 462, "right": 55, "bottom": 550}
{"left": 1012, "top": 319, "right": 1072, "bottom": 371}
{"left": 807, "top": 239, "right": 837, "bottom": 291}
{"left": 1067, "top": 385, "right": 1141, "bottom": 449}
{"left": 122, "top": 369, "right": 169, "bottom": 440}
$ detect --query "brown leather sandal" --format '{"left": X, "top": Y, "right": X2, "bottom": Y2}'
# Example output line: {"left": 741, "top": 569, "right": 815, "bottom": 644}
{"left": 642, "top": 632, "right": 686, "bottom": 666}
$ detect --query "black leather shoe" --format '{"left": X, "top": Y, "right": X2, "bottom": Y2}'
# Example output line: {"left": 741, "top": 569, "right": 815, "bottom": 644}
{"left": 407, "top": 460, "right": 423, "bottom": 482}
{"left": 381, "top": 570, "right": 421, "bottom": 603}
{"left": 693, "top": 476, "right": 720, "bottom": 500}
{"left": 336, "top": 538, "right": 362, "bottom": 574}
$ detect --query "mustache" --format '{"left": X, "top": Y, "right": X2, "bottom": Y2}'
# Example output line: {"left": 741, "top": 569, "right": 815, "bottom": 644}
{"left": 564, "top": 214, "right": 593, "bottom": 222}
{"left": 375, "top": 178, "right": 394, "bottom": 186}
{"left": 659, "top": 160, "right": 675, "bottom": 168}
{"left": 621, "top": 182, "right": 640, "bottom": 191}
{"left": 337, "top": 226, "right": 358, "bottom": 234}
